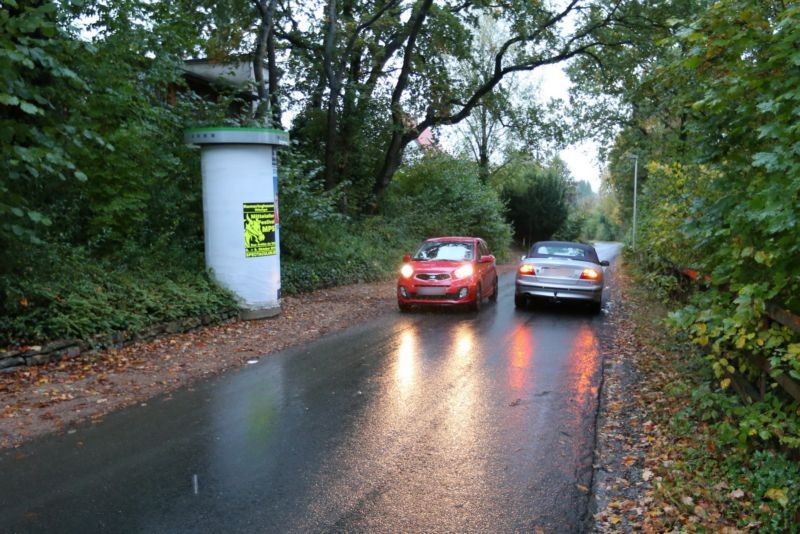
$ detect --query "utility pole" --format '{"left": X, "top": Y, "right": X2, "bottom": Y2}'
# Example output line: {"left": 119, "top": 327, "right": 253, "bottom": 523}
{"left": 627, "top": 154, "right": 639, "bottom": 250}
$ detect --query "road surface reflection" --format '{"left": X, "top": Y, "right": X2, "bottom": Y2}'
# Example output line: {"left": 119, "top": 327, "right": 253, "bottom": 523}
{"left": 508, "top": 324, "right": 535, "bottom": 391}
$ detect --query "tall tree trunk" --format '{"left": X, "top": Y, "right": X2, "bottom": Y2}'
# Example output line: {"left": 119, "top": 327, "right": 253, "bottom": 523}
{"left": 267, "top": 16, "right": 281, "bottom": 127}
{"left": 253, "top": 0, "right": 277, "bottom": 124}
{"left": 478, "top": 106, "right": 490, "bottom": 182}
{"left": 322, "top": 0, "right": 341, "bottom": 191}
{"left": 373, "top": 0, "right": 434, "bottom": 200}
{"left": 337, "top": 47, "right": 364, "bottom": 190}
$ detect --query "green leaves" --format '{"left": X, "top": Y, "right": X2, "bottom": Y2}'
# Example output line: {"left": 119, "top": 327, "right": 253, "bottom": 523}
{"left": 613, "top": 0, "right": 800, "bottom": 452}
{"left": 382, "top": 153, "right": 512, "bottom": 256}
{"left": 0, "top": 244, "right": 237, "bottom": 345}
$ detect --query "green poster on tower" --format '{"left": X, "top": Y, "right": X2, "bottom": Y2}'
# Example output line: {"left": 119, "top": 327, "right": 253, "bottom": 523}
{"left": 243, "top": 202, "right": 276, "bottom": 257}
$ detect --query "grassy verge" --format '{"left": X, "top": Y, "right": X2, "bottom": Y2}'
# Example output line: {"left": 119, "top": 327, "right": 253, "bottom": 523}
{"left": 623, "top": 262, "right": 800, "bottom": 531}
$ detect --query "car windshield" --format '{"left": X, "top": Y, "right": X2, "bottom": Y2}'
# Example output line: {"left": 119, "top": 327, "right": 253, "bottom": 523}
{"left": 414, "top": 241, "right": 474, "bottom": 261}
{"left": 532, "top": 245, "right": 590, "bottom": 260}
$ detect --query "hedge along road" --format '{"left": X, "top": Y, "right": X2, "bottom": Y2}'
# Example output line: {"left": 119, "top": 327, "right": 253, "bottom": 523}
{"left": 0, "top": 243, "right": 622, "bottom": 533}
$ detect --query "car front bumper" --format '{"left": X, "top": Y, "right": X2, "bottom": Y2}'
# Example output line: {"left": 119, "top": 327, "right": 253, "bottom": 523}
{"left": 397, "top": 280, "right": 477, "bottom": 306}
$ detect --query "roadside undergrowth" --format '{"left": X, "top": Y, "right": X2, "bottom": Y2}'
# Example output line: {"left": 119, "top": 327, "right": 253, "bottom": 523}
{"left": 623, "top": 262, "right": 800, "bottom": 532}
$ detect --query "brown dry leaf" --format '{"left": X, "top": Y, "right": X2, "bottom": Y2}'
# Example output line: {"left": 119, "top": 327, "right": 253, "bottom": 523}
{"left": 728, "top": 489, "right": 745, "bottom": 500}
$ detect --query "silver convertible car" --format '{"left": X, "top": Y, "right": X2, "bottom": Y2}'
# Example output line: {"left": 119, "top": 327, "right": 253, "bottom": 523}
{"left": 514, "top": 241, "right": 609, "bottom": 313}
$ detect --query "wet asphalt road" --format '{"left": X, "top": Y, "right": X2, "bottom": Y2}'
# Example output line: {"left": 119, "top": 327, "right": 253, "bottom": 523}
{"left": 0, "top": 244, "right": 621, "bottom": 533}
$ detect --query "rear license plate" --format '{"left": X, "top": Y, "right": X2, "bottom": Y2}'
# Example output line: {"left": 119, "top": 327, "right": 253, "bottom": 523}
{"left": 416, "top": 286, "right": 447, "bottom": 296}
{"left": 539, "top": 267, "right": 577, "bottom": 278}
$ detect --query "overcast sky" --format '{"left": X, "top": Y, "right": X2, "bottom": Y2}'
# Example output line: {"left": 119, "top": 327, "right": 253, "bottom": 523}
{"left": 533, "top": 64, "right": 603, "bottom": 192}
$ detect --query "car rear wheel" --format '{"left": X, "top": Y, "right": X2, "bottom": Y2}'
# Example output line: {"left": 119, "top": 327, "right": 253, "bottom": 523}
{"left": 590, "top": 300, "right": 602, "bottom": 314}
{"left": 470, "top": 284, "right": 482, "bottom": 312}
{"left": 514, "top": 293, "right": 526, "bottom": 309}
{"left": 489, "top": 277, "right": 498, "bottom": 303}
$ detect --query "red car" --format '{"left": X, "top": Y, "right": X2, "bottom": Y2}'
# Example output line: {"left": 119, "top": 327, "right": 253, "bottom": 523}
{"left": 397, "top": 237, "right": 498, "bottom": 312}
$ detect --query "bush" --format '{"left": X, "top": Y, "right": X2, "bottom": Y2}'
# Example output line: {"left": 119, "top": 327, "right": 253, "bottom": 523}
{"left": 0, "top": 244, "right": 237, "bottom": 346}
{"left": 381, "top": 153, "right": 513, "bottom": 260}
{"left": 501, "top": 163, "right": 571, "bottom": 244}
{"left": 279, "top": 152, "right": 513, "bottom": 295}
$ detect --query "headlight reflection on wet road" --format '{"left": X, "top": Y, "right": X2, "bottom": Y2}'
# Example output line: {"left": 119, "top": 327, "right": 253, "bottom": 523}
{"left": 395, "top": 327, "right": 419, "bottom": 397}
{"left": 452, "top": 322, "right": 476, "bottom": 362}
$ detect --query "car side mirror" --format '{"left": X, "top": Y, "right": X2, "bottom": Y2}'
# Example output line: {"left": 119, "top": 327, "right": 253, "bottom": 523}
{"left": 403, "top": 255, "right": 412, "bottom": 263}
{"left": 479, "top": 255, "right": 494, "bottom": 264}
{"left": 600, "top": 260, "right": 610, "bottom": 267}
{"left": 521, "top": 255, "right": 527, "bottom": 261}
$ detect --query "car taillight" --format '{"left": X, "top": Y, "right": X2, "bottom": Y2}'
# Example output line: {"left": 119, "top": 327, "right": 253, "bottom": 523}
{"left": 400, "top": 264, "right": 414, "bottom": 278}
{"left": 518, "top": 264, "right": 536, "bottom": 275}
{"left": 580, "top": 268, "right": 600, "bottom": 280}
{"left": 453, "top": 263, "right": 474, "bottom": 279}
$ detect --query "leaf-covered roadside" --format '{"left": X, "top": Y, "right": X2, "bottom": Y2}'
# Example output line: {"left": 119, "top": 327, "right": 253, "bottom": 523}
{"left": 592, "top": 261, "right": 800, "bottom": 532}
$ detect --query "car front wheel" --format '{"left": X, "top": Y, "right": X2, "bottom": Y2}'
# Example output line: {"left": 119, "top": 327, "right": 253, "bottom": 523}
{"left": 489, "top": 277, "right": 498, "bottom": 303}
{"left": 398, "top": 301, "right": 412, "bottom": 313}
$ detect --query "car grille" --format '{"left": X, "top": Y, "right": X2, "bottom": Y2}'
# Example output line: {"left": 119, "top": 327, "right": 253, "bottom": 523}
{"left": 412, "top": 293, "right": 451, "bottom": 300}
{"left": 415, "top": 273, "right": 450, "bottom": 281}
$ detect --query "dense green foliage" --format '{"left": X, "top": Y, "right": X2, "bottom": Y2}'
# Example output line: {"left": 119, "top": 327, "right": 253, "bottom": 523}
{"left": 494, "top": 159, "right": 574, "bottom": 245}
{"left": 1, "top": 1, "right": 89, "bottom": 250}
{"left": 577, "top": 0, "right": 800, "bottom": 453}
{"left": 579, "top": 201, "right": 622, "bottom": 242}
{"left": 0, "top": 1, "right": 240, "bottom": 345}
{"left": 382, "top": 154, "right": 512, "bottom": 257}
{"left": 277, "top": 153, "right": 512, "bottom": 295}
{"left": 506, "top": 171, "right": 570, "bottom": 245}
{"left": 275, "top": 151, "right": 409, "bottom": 295}
{"left": 659, "top": 0, "right": 800, "bottom": 450}
{"left": 0, "top": 245, "right": 237, "bottom": 345}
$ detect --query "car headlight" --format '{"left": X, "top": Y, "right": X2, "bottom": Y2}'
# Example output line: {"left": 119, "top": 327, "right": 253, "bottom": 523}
{"left": 400, "top": 264, "right": 414, "bottom": 278}
{"left": 453, "top": 263, "right": 474, "bottom": 279}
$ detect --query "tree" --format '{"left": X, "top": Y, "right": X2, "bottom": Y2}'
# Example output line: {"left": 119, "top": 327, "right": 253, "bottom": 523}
{"left": 253, "top": 0, "right": 281, "bottom": 126}
{"left": 0, "top": 0, "right": 91, "bottom": 270}
{"left": 235, "top": 0, "right": 632, "bottom": 212}
{"left": 565, "top": 0, "right": 712, "bottom": 221}
{"left": 453, "top": 17, "right": 554, "bottom": 183}
{"left": 382, "top": 152, "right": 512, "bottom": 254}
{"left": 372, "top": 0, "right": 632, "bottom": 200}
{"left": 502, "top": 159, "right": 573, "bottom": 245}
{"left": 587, "top": 0, "right": 800, "bottom": 449}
